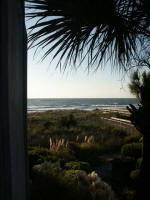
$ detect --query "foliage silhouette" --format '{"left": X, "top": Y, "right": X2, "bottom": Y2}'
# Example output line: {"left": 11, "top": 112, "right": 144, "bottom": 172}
{"left": 127, "top": 71, "right": 150, "bottom": 133}
{"left": 26, "top": 0, "right": 150, "bottom": 70}
{"left": 127, "top": 71, "right": 150, "bottom": 199}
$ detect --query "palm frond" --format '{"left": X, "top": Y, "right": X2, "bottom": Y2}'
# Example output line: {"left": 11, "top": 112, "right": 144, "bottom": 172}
{"left": 26, "top": 0, "right": 150, "bottom": 70}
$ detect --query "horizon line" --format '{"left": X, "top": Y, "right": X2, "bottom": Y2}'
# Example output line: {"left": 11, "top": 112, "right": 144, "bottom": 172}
{"left": 28, "top": 97, "right": 136, "bottom": 99}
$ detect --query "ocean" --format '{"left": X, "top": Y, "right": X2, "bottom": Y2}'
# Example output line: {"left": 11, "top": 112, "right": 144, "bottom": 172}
{"left": 27, "top": 98, "right": 137, "bottom": 113}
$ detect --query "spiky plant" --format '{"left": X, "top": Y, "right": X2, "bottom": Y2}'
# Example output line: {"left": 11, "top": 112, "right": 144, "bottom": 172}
{"left": 127, "top": 70, "right": 150, "bottom": 199}
{"left": 26, "top": 0, "right": 150, "bottom": 70}
{"left": 128, "top": 71, "right": 150, "bottom": 106}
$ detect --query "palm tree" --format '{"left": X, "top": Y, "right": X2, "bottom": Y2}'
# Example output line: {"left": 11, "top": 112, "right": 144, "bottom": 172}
{"left": 127, "top": 71, "right": 150, "bottom": 199}
{"left": 26, "top": 0, "right": 150, "bottom": 70}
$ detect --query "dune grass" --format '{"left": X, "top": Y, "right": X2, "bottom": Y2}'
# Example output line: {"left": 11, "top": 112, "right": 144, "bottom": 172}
{"left": 27, "top": 109, "right": 127, "bottom": 149}
{"left": 28, "top": 110, "right": 141, "bottom": 200}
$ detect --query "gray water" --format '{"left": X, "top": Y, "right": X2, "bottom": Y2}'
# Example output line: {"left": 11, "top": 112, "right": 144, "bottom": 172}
{"left": 28, "top": 98, "right": 137, "bottom": 113}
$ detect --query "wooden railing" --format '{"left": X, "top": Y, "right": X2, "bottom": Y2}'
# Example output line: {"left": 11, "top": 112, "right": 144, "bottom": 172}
{"left": 101, "top": 108, "right": 130, "bottom": 116}
{"left": 101, "top": 117, "right": 137, "bottom": 135}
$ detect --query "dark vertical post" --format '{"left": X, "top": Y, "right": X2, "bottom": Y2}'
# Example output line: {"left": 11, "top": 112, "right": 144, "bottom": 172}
{"left": 0, "top": 0, "right": 28, "bottom": 200}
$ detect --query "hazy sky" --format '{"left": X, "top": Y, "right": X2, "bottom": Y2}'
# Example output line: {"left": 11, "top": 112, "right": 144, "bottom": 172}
{"left": 27, "top": 47, "right": 134, "bottom": 98}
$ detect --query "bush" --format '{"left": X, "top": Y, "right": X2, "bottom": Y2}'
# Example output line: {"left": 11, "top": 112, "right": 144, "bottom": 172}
{"left": 136, "top": 158, "right": 143, "bottom": 169}
{"left": 31, "top": 163, "right": 115, "bottom": 200}
{"left": 31, "top": 164, "right": 67, "bottom": 200}
{"left": 130, "top": 169, "right": 140, "bottom": 181}
{"left": 31, "top": 165, "right": 92, "bottom": 200}
{"left": 54, "top": 148, "right": 76, "bottom": 164}
{"left": 59, "top": 114, "right": 77, "bottom": 128}
{"left": 124, "top": 134, "right": 142, "bottom": 144}
{"left": 121, "top": 143, "right": 142, "bottom": 159}
{"left": 28, "top": 146, "right": 57, "bottom": 177}
{"left": 111, "top": 157, "right": 136, "bottom": 191}
{"left": 101, "top": 136, "right": 123, "bottom": 153}
{"left": 64, "top": 169, "right": 85, "bottom": 184}
{"left": 122, "top": 188, "right": 136, "bottom": 200}
{"left": 68, "top": 142, "right": 101, "bottom": 164}
{"left": 130, "top": 169, "right": 141, "bottom": 188}
{"left": 65, "top": 161, "right": 91, "bottom": 172}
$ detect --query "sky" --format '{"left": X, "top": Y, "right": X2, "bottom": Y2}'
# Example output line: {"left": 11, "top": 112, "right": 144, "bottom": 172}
{"left": 27, "top": 18, "right": 134, "bottom": 99}
{"left": 27, "top": 48, "right": 134, "bottom": 98}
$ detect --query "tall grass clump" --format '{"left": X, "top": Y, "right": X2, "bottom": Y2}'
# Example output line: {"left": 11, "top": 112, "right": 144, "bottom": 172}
{"left": 49, "top": 137, "right": 69, "bottom": 152}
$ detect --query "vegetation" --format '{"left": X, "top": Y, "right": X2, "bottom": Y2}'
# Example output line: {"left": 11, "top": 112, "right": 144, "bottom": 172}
{"left": 136, "top": 158, "right": 143, "bottom": 170}
{"left": 121, "top": 143, "right": 142, "bottom": 159}
{"left": 130, "top": 169, "right": 140, "bottom": 183}
{"left": 31, "top": 162, "right": 115, "bottom": 200}
{"left": 124, "top": 133, "right": 142, "bottom": 144}
{"left": 27, "top": 109, "right": 142, "bottom": 200}
{"left": 26, "top": 0, "right": 150, "bottom": 71}
{"left": 65, "top": 161, "right": 90, "bottom": 172}
{"left": 27, "top": 110, "right": 127, "bottom": 148}
{"left": 127, "top": 71, "right": 150, "bottom": 199}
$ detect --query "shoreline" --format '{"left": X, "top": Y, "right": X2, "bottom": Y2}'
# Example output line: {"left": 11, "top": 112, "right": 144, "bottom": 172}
{"left": 28, "top": 98, "right": 137, "bottom": 113}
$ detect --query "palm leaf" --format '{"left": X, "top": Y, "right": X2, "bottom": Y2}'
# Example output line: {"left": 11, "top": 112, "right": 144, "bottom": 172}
{"left": 26, "top": 0, "right": 150, "bottom": 70}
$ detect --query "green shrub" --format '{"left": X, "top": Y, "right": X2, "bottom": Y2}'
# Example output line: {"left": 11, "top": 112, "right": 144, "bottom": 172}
{"left": 121, "top": 143, "right": 142, "bottom": 159}
{"left": 54, "top": 148, "right": 76, "bottom": 164}
{"left": 59, "top": 114, "right": 77, "bottom": 128}
{"left": 64, "top": 170, "right": 85, "bottom": 185}
{"left": 111, "top": 157, "right": 136, "bottom": 191}
{"left": 68, "top": 142, "right": 101, "bottom": 164}
{"left": 28, "top": 146, "right": 57, "bottom": 177}
{"left": 65, "top": 161, "right": 91, "bottom": 172}
{"left": 32, "top": 163, "right": 116, "bottom": 200}
{"left": 124, "top": 134, "right": 142, "bottom": 144}
{"left": 31, "top": 166, "right": 91, "bottom": 200}
{"left": 136, "top": 158, "right": 143, "bottom": 169}
{"left": 130, "top": 169, "right": 140, "bottom": 180}
{"left": 122, "top": 188, "right": 136, "bottom": 200}
{"left": 28, "top": 146, "right": 76, "bottom": 175}
{"left": 31, "top": 165, "right": 67, "bottom": 200}
{"left": 102, "top": 136, "right": 123, "bottom": 153}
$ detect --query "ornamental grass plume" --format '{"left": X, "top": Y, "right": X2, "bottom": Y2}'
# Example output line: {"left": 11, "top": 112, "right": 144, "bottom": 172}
{"left": 88, "top": 171, "right": 99, "bottom": 182}
{"left": 83, "top": 135, "right": 95, "bottom": 144}
{"left": 49, "top": 137, "right": 68, "bottom": 152}
{"left": 87, "top": 136, "right": 95, "bottom": 144}
{"left": 84, "top": 136, "right": 88, "bottom": 143}
{"left": 76, "top": 135, "right": 79, "bottom": 142}
{"left": 88, "top": 171, "right": 114, "bottom": 200}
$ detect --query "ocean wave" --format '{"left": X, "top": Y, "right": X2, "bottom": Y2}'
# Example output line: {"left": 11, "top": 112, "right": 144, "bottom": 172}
{"left": 27, "top": 98, "right": 137, "bottom": 113}
{"left": 27, "top": 104, "right": 130, "bottom": 113}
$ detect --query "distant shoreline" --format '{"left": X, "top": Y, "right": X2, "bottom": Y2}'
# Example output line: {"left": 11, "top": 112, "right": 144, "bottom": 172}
{"left": 28, "top": 97, "right": 136, "bottom": 99}
{"left": 27, "top": 98, "right": 137, "bottom": 113}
